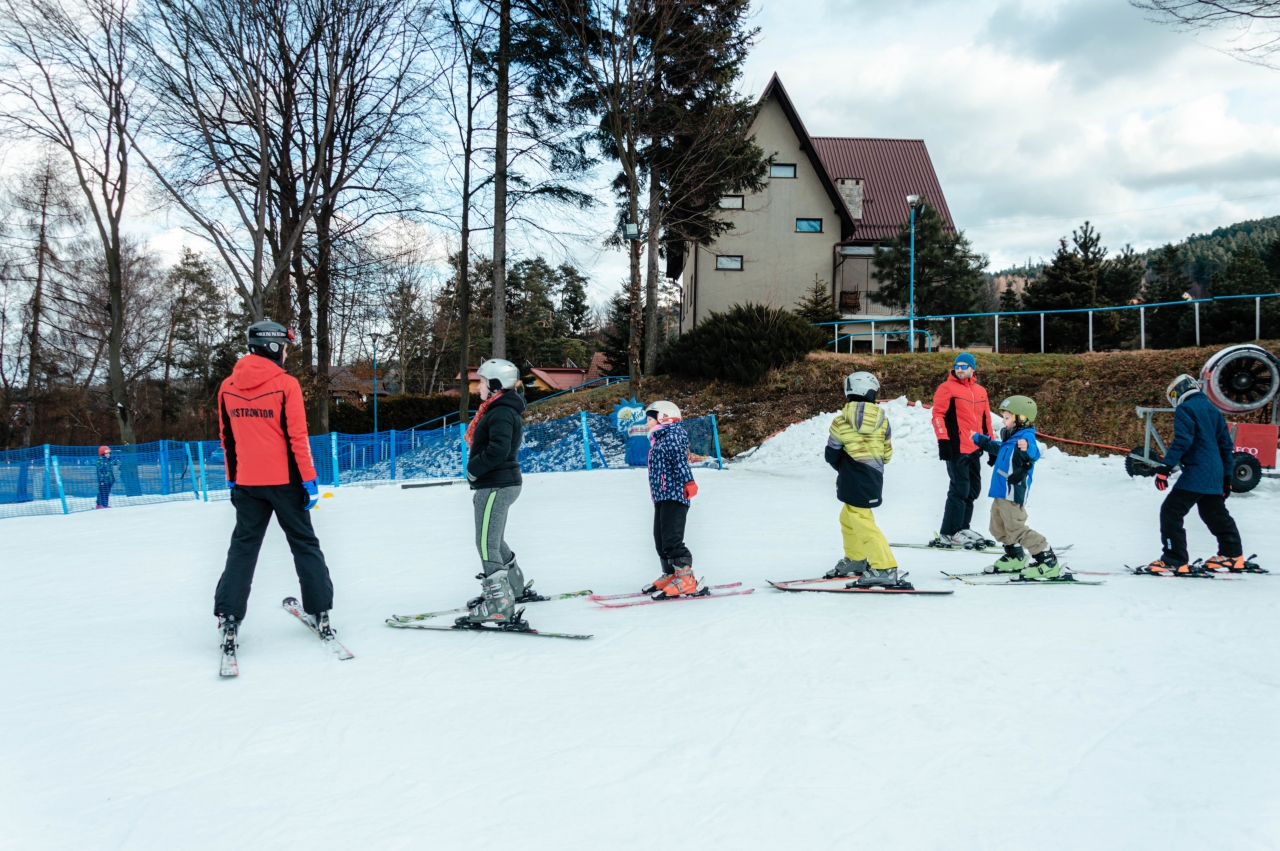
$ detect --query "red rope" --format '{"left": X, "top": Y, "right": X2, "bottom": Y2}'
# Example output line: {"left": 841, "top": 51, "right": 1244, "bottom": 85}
{"left": 905, "top": 399, "right": 1128, "bottom": 454}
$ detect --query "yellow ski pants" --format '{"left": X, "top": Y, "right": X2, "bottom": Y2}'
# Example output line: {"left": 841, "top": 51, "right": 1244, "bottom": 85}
{"left": 840, "top": 504, "right": 897, "bottom": 569}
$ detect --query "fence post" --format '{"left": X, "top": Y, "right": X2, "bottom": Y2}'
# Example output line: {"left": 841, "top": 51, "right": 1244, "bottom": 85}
{"left": 459, "top": 422, "right": 468, "bottom": 476}
{"left": 330, "top": 432, "right": 340, "bottom": 488}
{"left": 1194, "top": 302, "right": 1200, "bottom": 347}
{"left": 1040, "top": 313, "right": 1045, "bottom": 353}
{"left": 950, "top": 316, "right": 955, "bottom": 350}
{"left": 159, "top": 442, "right": 169, "bottom": 495}
{"left": 711, "top": 414, "right": 723, "bottom": 471}
{"left": 389, "top": 429, "right": 397, "bottom": 481}
{"left": 197, "top": 441, "right": 208, "bottom": 502}
{"left": 870, "top": 321, "right": 876, "bottom": 355}
{"left": 579, "top": 411, "right": 593, "bottom": 470}
{"left": 52, "top": 456, "right": 68, "bottom": 515}
{"left": 994, "top": 315, "right": 1000, "bottom": 354}
{"left": 1140, "top": 306, "right": 1145, "bottom": 350}
{"left": 185, "top": 443, "right": 198, "bottom": 495}
{"left": 1088, "top": 311, "right": 1093, "bottom": 352}
{"left": 43, "top": 444, "right": 51, "bottom": 500}
{"left": 1257, "top": 297, "right": 1261, "bottom": 340}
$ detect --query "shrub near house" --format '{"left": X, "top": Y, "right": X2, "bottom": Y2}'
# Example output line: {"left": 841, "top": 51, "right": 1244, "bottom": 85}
{"left": 657, "top": 303, "right": 828, "bottom": 385}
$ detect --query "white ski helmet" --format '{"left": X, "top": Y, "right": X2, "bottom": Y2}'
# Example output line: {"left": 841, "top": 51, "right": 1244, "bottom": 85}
{"left": 1166, "top": 373, "right": 1200, "bottom": 408}
{"left": 645, "top": 400, "right": 682, "bottom": 422}
{"left": 477, "top": 358, "right": 519, "bottom": 391}
{"left": 844, "top": 371, "right": 879, "bottom": 399}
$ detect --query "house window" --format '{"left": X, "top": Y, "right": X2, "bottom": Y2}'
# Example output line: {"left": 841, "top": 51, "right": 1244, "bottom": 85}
{"left": 718, "top": 195, "right": 744, "bottom": 209}
{"left": 715, "top": 255, "right": 743, "bottom": 271}
{"left": 795, "top": 218, "right": 823, "bottom": 233}
{"left": 770, "top": 163, "right": 797, "bottom": 179}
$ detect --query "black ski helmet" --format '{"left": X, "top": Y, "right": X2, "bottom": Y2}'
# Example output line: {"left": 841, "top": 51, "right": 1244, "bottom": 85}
{"left": 247, "top": 320, "right": 294, "bottom": 363}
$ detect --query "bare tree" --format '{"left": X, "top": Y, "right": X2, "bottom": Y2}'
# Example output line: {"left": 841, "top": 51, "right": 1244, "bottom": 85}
{"left": 1133, "top": 1, "right": 1280, "bottom": 66}
{"left": 132, "top": 0, "right": 342, "bottom": 321}
{"left": 0, "top": 0, "right": 146, "bottom": 442}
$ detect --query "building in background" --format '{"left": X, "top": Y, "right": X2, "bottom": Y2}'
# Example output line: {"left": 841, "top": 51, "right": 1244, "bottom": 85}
{"left": 676, "top": 74, "right": 954, "bottom": 341}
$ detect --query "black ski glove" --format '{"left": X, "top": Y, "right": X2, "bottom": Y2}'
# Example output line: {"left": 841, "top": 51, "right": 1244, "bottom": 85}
{"left": 938, "top": 440, "right": 954, "bottom": 461}
{"left": 1223, "top": 476, "right": 1232, "bottom": 499}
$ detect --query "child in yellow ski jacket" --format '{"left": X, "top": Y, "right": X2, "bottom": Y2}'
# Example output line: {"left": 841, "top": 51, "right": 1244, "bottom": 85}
{"left": 823, "top": 372, "right": 907, "bottom": 588}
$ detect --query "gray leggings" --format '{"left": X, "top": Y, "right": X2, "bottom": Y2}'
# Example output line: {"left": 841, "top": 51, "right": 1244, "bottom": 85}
{"left": 473, "top": 485, "right": 521, "bottom": 575}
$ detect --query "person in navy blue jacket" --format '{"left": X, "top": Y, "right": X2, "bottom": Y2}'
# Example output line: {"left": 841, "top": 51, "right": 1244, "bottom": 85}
{"left": 641, "top": 400, "right": 703, "bottom": 600}
{"left": 1137, "top": 374, "right": 1253, "bottom": 575}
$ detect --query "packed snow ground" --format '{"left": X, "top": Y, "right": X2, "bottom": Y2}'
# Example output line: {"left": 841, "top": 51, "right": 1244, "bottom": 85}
{"left": 4, "top": 399, "right": 1280, "bottom": 850}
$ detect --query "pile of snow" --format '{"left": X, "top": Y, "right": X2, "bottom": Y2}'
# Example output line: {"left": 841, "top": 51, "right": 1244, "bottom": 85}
{"left": 734, "top": 396, "right": 940, "bottom": 469}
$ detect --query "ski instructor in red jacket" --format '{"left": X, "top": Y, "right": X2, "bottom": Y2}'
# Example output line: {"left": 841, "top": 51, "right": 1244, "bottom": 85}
{"left": 931, "top": 352, "right": 993, "bottom": 547}
{"left": 213, "top": 320, "right": 335, "bottom": 644}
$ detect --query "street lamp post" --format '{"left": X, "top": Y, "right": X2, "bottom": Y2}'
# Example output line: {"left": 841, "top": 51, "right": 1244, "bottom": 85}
{"left": 370, "top": 333, "right": 380, "bottom": 434}
{"left": 906, "top": 194, "right": 921, "bottom": 352}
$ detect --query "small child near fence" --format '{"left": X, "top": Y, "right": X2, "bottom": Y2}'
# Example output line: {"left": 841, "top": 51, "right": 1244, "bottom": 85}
{"left": 95, "top": 446, "right": 116, "bottom": 509}
{"left": 642, "top": 401, "right": 704, "bottom": 600}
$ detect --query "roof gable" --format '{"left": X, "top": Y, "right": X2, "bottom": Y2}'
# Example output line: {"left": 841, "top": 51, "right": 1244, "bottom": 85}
{"left": 759, "top": 74, "right": 856, "bottom": 241}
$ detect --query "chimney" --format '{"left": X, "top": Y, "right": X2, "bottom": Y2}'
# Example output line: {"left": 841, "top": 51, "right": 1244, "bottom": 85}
{"left": 837, "top": 178, "right": 864, "bottom": 220}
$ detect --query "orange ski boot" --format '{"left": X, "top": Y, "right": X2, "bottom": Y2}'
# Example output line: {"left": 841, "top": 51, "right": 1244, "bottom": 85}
{"left": 643, "top": 560, "right": 675, "bottom": 594}
{"left": 1204, "top": 553, "right": 1267, "bottom": 574}
{"left": 1132, "top": 559, "right": 1184, "bottom": 576}
{"left": 651, "top": 562, "right": 706, "bottom": 600}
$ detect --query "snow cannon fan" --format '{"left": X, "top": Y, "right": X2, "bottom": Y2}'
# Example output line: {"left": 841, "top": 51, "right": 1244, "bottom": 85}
{"left": 1199, "top": 344, "right": 1280, "bottom": 416}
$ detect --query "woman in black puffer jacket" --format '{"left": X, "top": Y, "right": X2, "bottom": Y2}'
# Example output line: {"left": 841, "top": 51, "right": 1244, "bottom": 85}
{"left": 457, "top": 358, "right": 529, "bottom": 626}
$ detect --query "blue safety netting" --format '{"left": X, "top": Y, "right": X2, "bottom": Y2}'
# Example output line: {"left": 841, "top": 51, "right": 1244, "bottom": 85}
{"left": 0, "top": 412, "right": 722, "bottom": 520}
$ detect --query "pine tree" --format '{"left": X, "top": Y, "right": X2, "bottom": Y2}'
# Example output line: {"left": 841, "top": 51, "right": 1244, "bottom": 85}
{"left": 871, "top": 201, "right": 988, "bottom": 317}
{"left": 558, "top": 263, "right": 592, "bottom": 339}
{"left": 1020, "top": 222, "right": 1107, "bottom": 352}
{"left": 1144, "top": 244, "right": 1196, "bottom": 348}
{"left": 794, "top": 275, "right": 840, "bottom": 327}
{"left": 1202, "top": 244, "right": 1278, "bottom": 344}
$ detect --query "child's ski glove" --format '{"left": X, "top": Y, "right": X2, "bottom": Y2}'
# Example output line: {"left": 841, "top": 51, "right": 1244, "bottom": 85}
{"left": 303, "top": 478, "right": 320, "bottom": 510}
{"left": 684, "top": 481, "right": 698, "bottom": 500}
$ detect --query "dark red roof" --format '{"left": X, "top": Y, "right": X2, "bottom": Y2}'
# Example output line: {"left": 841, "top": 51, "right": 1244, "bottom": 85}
{"left": 810, "top": 137, "right": 955, "bottom": 243}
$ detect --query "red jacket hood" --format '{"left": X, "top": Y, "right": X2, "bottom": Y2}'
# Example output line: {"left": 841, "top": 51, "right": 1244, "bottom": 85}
{"left": 229, "top": 354, "right": 286, "bottom": 392}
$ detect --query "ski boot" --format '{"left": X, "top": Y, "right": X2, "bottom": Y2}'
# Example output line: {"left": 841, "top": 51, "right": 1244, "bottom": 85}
{"left": 218, "top": 614, "right": 239, "bottom": 651}
{"left": 651, "top": 559, "right": 707, "bottom": 600}
{"left": 850, "top": 567, "right": 914, "bottom": 590}
{"left": 312, "top": 610, "right": 336, "bottom": 640}
{"left": 504, "top": 557, "right": 547, "bottom": 603}
{"left": 825, "top": 557, "right": 869, "bottom": 579}
{"left": 1131, "top": 558, "right": 1208, "bottom": 577}
{"left": 643, "top": 559, "right": 675, "bottom": 594}
{"left": 1203, "top": 553, "right": 1267, "bottom": 574}
{"left": 953, "top": 529, "right": 993, "bottom": 549}
{"left": 1015, "top": 548, "right": 1071, "bottom": 581}
{"left": 457, "top": 569, "right": 528, "bottom": 629}
{"left": 988, "top": 545, "right": 1026, "bottom": 574}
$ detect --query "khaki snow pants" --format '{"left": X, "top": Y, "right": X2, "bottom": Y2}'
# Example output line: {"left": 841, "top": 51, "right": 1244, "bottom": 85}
{"left": 840, "top": 505, "right": 897, "bottom": 570}
{"left": 988, "top": 498, "right": 1048, "bottom": 555}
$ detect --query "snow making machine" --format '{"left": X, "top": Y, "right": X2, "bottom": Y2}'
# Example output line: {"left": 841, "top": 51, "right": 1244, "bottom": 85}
{"left": 1126, "top": 344, "right": 1280, "bottom": 494}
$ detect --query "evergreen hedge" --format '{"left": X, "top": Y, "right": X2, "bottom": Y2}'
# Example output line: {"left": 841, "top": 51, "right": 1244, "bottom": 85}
{"left": 656, "top": 303, "right": 828, "bottom": 385}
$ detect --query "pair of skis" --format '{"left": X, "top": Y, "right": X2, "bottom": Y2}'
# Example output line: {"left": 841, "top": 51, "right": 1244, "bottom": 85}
{"left": 768, "top": 575, "right": 953, "bottom": 595}
{"left": 942, "top": 571, "right": 1105, "bottom": 586}
{"left": 220, "top": 597, "right": 354, "bottom": 678}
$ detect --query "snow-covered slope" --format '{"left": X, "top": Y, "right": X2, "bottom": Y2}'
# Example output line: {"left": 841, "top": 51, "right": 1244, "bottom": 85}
{"left": 3, "top": 406, "right": 1279, "bottom": 850}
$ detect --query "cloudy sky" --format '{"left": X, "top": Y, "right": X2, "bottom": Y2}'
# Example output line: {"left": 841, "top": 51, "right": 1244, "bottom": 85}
{"left": 737, "top": 0, "right": 1280, "bottom": 271}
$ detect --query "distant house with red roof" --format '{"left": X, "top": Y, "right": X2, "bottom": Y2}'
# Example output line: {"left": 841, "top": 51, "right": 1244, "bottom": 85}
{"left": 528, "top": 367, "right": 588, "bottom": 392}
{"left": 673, "top": 73, "right": 955, "bottom": 330}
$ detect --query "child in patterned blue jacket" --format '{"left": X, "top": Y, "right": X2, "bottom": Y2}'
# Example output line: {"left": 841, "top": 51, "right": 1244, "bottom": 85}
{"left": 642, "top": 401, "right": 702, "bottom": 600}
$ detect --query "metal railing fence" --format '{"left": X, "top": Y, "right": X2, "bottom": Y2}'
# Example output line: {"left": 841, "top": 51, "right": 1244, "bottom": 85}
{"left": 816, "top": 290, "right": 1280, "bottom": 353}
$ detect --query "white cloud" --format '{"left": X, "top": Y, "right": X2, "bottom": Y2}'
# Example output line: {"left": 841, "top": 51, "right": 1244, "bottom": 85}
{"left": 743, "top": 0, "right": 1280, "bottom": 267}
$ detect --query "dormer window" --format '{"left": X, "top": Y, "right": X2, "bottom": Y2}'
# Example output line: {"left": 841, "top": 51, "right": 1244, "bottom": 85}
{"left": 769, "top": 164, "right": 797, "bottom": 179}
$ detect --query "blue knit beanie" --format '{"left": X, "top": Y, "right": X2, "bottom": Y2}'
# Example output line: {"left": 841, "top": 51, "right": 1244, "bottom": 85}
{"left": 953, "top": 352, "right": 976, "bottom": 371}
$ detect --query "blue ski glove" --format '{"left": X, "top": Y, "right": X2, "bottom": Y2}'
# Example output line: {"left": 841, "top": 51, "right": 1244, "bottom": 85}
{"left": 303, "top": 478, "right": 320, "bottom": 510}
{"left": 228, "top": 480, "right": 236, "bottom": 489}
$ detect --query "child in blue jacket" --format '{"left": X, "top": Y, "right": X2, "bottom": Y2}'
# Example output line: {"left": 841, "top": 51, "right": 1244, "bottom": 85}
{"left": 1137, "top": 374, "right": 1254, "bottom": 575}
{"left": 642, "top": 400, "right": 702, "bottom": 600}
{"left": 973, "top": 395, "right": 1063, "bottom": 580}
{"left": 95, "top": 445, "right": 116, "bottom": 509}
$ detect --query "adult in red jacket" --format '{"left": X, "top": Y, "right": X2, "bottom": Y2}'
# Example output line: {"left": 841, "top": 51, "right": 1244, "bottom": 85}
{"left": 213, "top": 321, "right": 334, "bottom": 646}
{"left": 931, "top": 352, "right": 993, "bottom": 546}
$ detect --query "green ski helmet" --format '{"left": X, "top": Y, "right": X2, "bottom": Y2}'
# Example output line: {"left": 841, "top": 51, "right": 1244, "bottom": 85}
{"left": 998, "top": 395, "right": 1037, "bottom": 423}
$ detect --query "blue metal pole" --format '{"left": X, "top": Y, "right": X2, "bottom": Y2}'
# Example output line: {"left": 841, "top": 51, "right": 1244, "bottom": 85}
{"left": 711, "top": 414, "right": 723, "bottom": 471}
{"left": 330, "top": 432, "right": 340, "bottom": 487}
{"left": 580, "top": 411, "right": 592, "bottom": 470}
{"left": 52, "top": 457, "right": 68, "bottom": 515}
{"left": 43, "top": 444, "right": 51, "bottom": 499}
{"left": 459, "top": 422, "right": 469, "bottom": 477}
{"left": 389, "top": 428, "right": 397, "bottom": 480}
{"left": 197, "top": 442, "right": 208, "bottom": 502}
{"left": 909, "top": 204, "right": 916, "bottom": 353}
{"left": 185, "top": 443, "right": 198, "bottom": 495}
